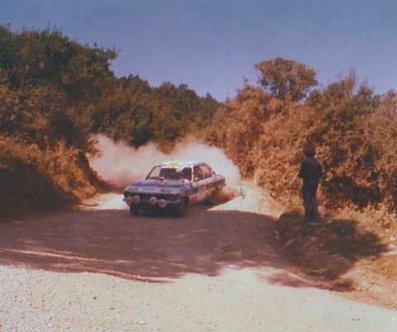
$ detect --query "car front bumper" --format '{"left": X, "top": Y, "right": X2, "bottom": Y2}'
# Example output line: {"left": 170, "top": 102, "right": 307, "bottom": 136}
{"left": 123, "top": 192, "right": 182, "bottom": 209}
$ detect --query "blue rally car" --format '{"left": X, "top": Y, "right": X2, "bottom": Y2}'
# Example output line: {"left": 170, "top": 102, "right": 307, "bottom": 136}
{"left": 123, "top": 161, "right": 226, "bottom": 217}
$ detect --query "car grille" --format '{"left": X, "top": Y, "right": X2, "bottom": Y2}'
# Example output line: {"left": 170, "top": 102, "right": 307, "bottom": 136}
{"left": 124, "top": 192, "right": 179, "bottom": 202}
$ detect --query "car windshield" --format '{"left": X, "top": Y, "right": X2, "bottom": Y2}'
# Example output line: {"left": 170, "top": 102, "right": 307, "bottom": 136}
{"left": 147, "top": 166, "right": 192, "bottom": 181}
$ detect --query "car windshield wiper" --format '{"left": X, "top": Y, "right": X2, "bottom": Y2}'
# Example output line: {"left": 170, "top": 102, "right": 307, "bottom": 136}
{"left": 148, "top": 176, "right": 164, "bottom": 180}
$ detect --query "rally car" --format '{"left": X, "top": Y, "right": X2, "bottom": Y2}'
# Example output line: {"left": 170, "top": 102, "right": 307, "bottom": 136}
{"left": 123, "top": 161, "right": 225, "bottom": 217}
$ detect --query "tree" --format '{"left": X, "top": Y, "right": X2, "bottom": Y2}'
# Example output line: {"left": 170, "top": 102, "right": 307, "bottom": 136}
{"left": 255, "top": 57, "right": 317, "bottom": 102}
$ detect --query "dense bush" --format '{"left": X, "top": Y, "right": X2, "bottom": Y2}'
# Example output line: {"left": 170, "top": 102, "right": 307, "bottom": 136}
{"left": 209, "top": 63, "right": 397, "bottom": 219}
{"left": 90, "top": 77, "right": 219, "bottom": 152}
{"left": 2, "top": 24, "right": 396, "bottom": 226}
{"left": 0, "top": 25, "right": 219, "bottom": 218}
{"left": 0, "top": 82, "right": 100, "bottom": 219}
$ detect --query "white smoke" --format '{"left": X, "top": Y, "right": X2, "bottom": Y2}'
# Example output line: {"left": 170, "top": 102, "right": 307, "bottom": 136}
{"left": 89, "top": 134, "right": 241, "bottom": 188}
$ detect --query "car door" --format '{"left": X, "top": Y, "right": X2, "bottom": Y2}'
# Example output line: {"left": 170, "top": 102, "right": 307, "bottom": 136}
{"left": 198, "top": 164, "right": 216, "bottom": 200}
{"left": 189, "top": 165, "right": 206, "bottom": 203}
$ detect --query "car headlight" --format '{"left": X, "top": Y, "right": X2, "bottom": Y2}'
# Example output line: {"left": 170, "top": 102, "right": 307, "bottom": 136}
{"left": 158, "top": 199, "right": 167, "bottom": 208}
{"left": 148, "top": 196, "right": 158, "bottom": 205}
{"left": 132, "top": 195, "right": 141, "bottom": 203}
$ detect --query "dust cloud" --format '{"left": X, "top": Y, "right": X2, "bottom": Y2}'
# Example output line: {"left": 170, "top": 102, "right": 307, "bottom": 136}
{"left": 89, "top": 134, "right": 241, "bottom": 188}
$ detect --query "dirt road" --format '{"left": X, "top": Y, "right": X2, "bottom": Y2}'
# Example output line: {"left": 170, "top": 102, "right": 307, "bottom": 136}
{"left": 0, "top": 183, "right": 396, "bottom": 331}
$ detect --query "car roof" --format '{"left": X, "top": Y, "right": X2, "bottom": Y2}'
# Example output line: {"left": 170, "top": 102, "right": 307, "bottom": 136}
{"left": 157, "top": 160, "right": 204, "bottom": 168}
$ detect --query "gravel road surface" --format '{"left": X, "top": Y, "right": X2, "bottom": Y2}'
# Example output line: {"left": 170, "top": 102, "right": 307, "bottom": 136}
{"left": 0, "top": 183, "right": 396, "bottom": 331}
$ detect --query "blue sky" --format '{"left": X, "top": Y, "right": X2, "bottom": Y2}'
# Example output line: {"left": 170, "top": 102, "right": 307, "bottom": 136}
{"left": 1, "top": 0, "right": 396, "bottom": 100}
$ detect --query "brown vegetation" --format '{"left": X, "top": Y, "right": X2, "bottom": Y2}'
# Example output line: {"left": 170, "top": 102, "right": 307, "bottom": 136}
{"left": 208, "top": 66, "right": 397, "bottom": 237}
{"left": 1, "top": 24, "right": 397, "bottom": 239}
{"left": 0, "top": 26, "right": 218, "bottom": 219}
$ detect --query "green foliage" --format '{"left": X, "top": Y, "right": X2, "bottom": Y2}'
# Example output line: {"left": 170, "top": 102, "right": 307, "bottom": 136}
{"left": 0, "top": 25, "right": 219, "bottom": 217}
{"left": 304, "top": 76, "right": 383, "bottom": 209}
{"left": 0, "top": 79, "right": 101, "bottom": 219}
{"left": 255, "top": 57, "right": 317, "bottom": 102}
{"left": 91, "top": 76, "right": 219, "bottom": 152}
{"left": 0, "top": 25, "right": 117, "bottom": 101}
{"left": 0, "top": 26, "right": 117, "bottom": 218}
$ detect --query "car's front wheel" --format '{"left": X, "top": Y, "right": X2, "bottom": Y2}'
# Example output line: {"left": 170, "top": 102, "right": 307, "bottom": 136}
{"left": 205, "top": 188, "right": 223, "bottom": 205}
{"left": 174, "top": 199, "right": 187, "bottom": 217}
{"left": 129, "top": 205, "right": 140, "bottom": 216}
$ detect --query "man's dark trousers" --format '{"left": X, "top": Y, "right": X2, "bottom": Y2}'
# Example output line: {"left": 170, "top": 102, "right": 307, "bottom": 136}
{"left": 302, "top": 181, "right": 319, "bottom": 221}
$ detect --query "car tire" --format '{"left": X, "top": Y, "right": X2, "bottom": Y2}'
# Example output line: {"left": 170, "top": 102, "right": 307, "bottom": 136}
{"left": 129, "top": 205, "right": 140, "bottom": 216}
{"left": 205, "top": 189, "right": 220, "bottom": 206}
{"left": 174, "top": 200, "right": 187, "bottom": 217}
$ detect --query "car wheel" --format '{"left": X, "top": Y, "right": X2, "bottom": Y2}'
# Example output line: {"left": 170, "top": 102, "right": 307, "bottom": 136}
{"left": 174, "top": 200, "right": 187, "bottom": 217}
{"left": 129, "top": 205, "right": 140, "bottom": 216}
{"left": 205, "top": 189, "right": 220, "bottom": 205}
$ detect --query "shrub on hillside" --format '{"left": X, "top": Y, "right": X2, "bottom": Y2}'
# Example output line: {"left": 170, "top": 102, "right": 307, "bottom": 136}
{"left": 209, "top": 62, "right": 397, "bottom": 218}
{"left": 0, "top": 136, "right": 100, "bottom": 219}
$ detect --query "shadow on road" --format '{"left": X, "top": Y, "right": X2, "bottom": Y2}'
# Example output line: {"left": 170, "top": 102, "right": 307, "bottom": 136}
{"left": 0, "top": 206, "right": 388, "bottom": 291}
{"left": 267, "top": 213, "right": 389, "bottom": 291}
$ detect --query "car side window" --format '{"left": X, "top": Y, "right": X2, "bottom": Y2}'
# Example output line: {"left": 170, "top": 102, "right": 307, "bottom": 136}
{"left": 200, "top": 165, "right": 213, "bottom": 179}
{"left": 193, "top": 166, "right": 204, "bottom": 181}
{"left": 182, "top": 167, "right": 192, "bottom": 181}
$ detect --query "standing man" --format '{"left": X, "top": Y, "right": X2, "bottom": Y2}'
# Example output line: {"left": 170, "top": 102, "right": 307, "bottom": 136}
{"left": 298, "top": 144, "right": 323, "bottom": 222}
